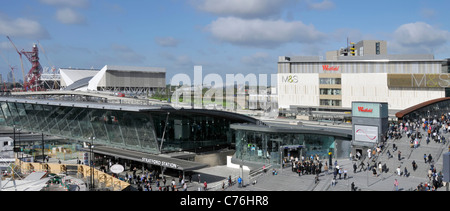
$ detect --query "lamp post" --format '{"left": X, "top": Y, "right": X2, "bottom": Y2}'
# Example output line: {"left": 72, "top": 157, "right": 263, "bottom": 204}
{"left": 88, "top": 136, "right": 95, "bottom": 190}
{"left": 42, "top": 133, "right": 44, "bottom": 163}
{"left": 18, "top": 129, "right": 22, "bottom": 170}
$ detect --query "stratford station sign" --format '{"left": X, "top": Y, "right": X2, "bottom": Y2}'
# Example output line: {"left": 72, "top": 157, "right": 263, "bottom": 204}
{"left": 141, "top": 157, "right": 179, "bottom": 169}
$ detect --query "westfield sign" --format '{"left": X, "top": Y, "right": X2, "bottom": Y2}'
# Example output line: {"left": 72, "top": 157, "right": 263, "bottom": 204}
{"left": 358, "top": 107, "right": 373, "bottom": 113}
{"left": 322, "top": 65, "right": 340, "bottom": 71}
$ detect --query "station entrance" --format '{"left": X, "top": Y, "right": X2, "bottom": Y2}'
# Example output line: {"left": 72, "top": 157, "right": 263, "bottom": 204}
{"left": 281, "top": 145, "right": 303, "bottom": 161}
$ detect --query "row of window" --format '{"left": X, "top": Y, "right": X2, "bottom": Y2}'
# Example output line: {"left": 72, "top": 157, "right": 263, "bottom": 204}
{"left": 320, "top": 78, "right": 341, "bottom": 85}
{"left": 320, "top": 99, "right": 342, "bottom": 107}
{"left": 320, "top": 88, "right": 341, "bottom": 96}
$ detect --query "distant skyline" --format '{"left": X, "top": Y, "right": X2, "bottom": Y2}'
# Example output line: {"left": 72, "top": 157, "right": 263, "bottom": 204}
{"left": 1, "top": 0, "right": 449, "bottom": 82}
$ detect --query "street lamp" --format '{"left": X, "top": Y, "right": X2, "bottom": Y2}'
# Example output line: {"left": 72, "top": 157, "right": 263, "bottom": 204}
{"left": 88, "top": 136, "right": 95, "bottom": 190}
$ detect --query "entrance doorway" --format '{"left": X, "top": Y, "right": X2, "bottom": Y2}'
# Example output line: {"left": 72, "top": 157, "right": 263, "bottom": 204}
{"left": 281, "top": 145, "right": 303, "bottom": 161}
{"left": 355, "top": 149, "right": 363, "bottom": 160}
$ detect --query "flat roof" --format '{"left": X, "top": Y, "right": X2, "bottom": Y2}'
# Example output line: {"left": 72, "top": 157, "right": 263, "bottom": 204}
{"left": 280, "top": 54, "right": 444, "bottom": 63}
{"left": 0, "top": 97, "right": 158, "bottom": 112}
{"left": 89, "top": 145, "right": 208, "bottom": 171}
{"left": 0, "top": 97, "right": 261, "bottom": 124}
{"left": 230, "top": 123, "right": 352, "bottom": 139}
{"left": 106, "top": 65, "right": 166, "bottom": 73}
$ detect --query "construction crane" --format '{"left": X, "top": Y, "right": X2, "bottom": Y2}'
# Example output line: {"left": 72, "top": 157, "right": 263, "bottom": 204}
{"left": 0, "top": 49, "right": 16, "bottom": 90}
{"left": 6, "top": 36, "right": 25, "bottom": 90}
{"left": 7, "top": 36, "right": 44, "bottom": 91}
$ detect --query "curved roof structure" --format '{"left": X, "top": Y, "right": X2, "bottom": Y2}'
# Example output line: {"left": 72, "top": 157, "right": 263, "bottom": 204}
{"left": 395, "top": 97, "right": 450, "bottom": 119}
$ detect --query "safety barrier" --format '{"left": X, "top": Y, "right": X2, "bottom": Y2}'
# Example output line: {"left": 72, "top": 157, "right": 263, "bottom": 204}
{"left": 16, "top": 159, "right": 130, "bottom": 191}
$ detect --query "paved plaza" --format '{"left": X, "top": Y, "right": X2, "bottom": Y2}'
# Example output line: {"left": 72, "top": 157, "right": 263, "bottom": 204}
{"left": 184, "top": 126, "right": 449, "bottom": 192}
{"left": 41, "top": 120, "right": 449, "bottom": 191}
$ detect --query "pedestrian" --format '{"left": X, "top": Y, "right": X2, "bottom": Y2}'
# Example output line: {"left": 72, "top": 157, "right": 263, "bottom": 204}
{"left": 412, "top": 160, "right": 417, "bottom": 171}
{"left": 331, "top": 178, "right": 336, "bottom": 186}
{"left": 394, "top": 179, "right": 399, "bottom": 191}
{"left": 338, "top": 168, "right": 342, "bottom": 179}
{"left": 424, "top": 154, "right": 427, "bottom": 163}
{"left": 203, "top": 181, "right": 207, "bottom": 191}
{"left": 398, "top": 151, "right": 402, "bottom": 161}
{"left": 353, "top": 163, "right": 357, "bottom": 173}
{"left": 351, "top": 182, "right": 356, "bottom": 191}
{"left": 359, "top": 162, "right": 365, "bottom": 172}
{"left": 237, "top": 176, "right": 242, "bottom": 188}
{"left": 183, "top": 181, "right": 187, "bottom": 191}
{"left": 378, "top": 162, "right": 382, "bottom": 174}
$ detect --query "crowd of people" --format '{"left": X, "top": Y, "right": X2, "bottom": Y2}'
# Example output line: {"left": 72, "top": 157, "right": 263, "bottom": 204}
{"left": 116, "top": 167, "right": 193, "bottom": 191}
{"left": 386, "top": 114, "right": 450, "bottom": 191}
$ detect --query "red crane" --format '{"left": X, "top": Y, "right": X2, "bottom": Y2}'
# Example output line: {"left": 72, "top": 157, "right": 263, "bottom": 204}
{"left": 6, "top": 36, "right": 44, "bottom": 91}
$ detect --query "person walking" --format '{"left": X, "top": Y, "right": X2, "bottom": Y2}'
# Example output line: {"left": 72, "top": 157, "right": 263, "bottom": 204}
{"left": 394, "top": 179, "right": 399, "bottom": 191}
{"left": 237, "top": 176, "right": 242, "bottom": 188}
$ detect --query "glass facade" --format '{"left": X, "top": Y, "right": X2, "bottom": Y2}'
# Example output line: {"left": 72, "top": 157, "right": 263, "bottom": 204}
{"left": 232, "top": 125, "right": 350, "bottom": 167}
{"left": 0, "top": 99, "right": 255, "bottom": 155}
{"left": 400, "top": 99, "right": 450, "bottom": 121}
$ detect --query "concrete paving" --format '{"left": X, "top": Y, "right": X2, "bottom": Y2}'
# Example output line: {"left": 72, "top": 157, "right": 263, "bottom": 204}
{"left": 189, "top": 127, "right": 449, "bottom": 191}
{"left": 39, "top": 122, "right": 449, "bottom": 191}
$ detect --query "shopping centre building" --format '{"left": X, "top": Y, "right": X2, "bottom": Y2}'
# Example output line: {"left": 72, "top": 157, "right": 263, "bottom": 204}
{"left": 277, "top": 40, "right": 450, "bottom": 112}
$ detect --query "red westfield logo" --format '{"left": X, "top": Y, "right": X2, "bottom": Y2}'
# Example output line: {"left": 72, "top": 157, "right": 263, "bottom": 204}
{"left": 322, "top": 65, "right": 339, "bottom": 71}
{"left": 358, "top": 107, "right": 373, "bottom": 113}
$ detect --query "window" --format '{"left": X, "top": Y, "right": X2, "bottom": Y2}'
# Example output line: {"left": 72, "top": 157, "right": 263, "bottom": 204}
{"left": 319, "top": 78, "right": 341, "bottom": 85}
{"left": 376, "top": 42, "right": 381, "bottom": 55}
{"left": 320, "top": 89, "right": 341, "bottom": 95}
{"left": 320, "top": 99, "right": 342, "bottom": 107}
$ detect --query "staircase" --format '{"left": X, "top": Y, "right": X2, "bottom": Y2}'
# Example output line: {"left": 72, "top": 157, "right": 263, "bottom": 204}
{"left": 375, "top": 131, "right": 449, "bottom": 179}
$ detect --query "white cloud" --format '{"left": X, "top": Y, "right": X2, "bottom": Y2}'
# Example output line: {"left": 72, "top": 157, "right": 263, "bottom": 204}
{"left": 192, "top": 0, "right": 291, "bottom": 18}
{"left": 241, "top": 52, "right": 271, "bottom": 66}
{"left": 0, "top": 15, "right": 49, "bottom": 39}
{"left": 159, "top": 52, "right": 194, "bottom": 67}
{"left": 110, "top": 44, "right": 146, "bottom": 63}
{"left": 306, "top": 0, "right": 335, "bottom": 10}
{"left": 207, "top": 17, "right": 326, "bottom": 48}
{"left": 40, "top": 0, "right": 89, "bottom": 8}
{"left": 55, "top": 8, "right": 86, "bottom": 25}
{"left": 420, "top": 8, "right": 437, "bottom": 19}
{"left": 155, "top": 37, "right": 180, "bottom": 47}
{"left": 391, "top": 22, "right": 450, "bottom": 54}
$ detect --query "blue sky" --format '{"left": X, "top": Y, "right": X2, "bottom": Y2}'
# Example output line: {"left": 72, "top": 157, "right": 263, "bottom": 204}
{"left": 1, "top": 0, "right": 450, "bottom": 83}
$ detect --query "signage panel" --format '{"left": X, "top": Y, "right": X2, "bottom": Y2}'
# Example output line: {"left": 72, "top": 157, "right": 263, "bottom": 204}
{"left": 110, "top": 164, "right": 124, "bottom": 174}
{"left": 141, "top": 157, "right": 179, "bottom": 169}
{"left": 387, "top": 74, "right": 450, "bottom": 88}
{"left": 322, "top": 65, "right": 340, "bottom": 71}
{"left": 352, "top": 102, "right": 388, "bottom": 118}
{"left": 354, "top": 125, "right": 378, "bottom": 143}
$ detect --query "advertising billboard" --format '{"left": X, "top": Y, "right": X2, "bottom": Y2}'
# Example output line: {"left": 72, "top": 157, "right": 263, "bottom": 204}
{"left": 354, "top": 125, "right": 378, "bottom": 143}
{"left": 352, "top": 102, "right": 388, "bottom": 118}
